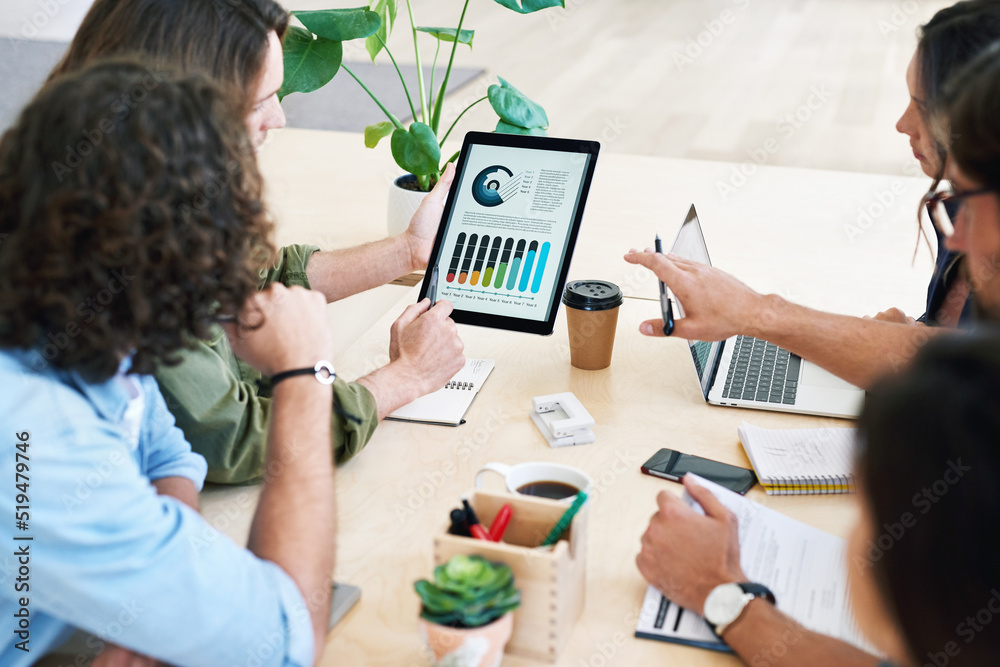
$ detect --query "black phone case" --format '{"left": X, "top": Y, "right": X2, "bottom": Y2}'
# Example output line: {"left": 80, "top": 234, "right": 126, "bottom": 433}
{"left": 641, "top": 449, "right": 757, "bottom": 495}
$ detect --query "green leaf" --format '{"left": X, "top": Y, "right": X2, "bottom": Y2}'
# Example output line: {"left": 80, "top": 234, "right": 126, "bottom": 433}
{"left": 364, "top": 121, "right": 395, "bottom": 148}
{"left": 365, "top": 0, "right": 397, "bottom": 61}
{"left": 365, "top": 23, "right": 385, "bottom": 61}
{"left": 293, "top": 7, "right": 381, "bottom": 42}
{"left": 496, "top": 120, "right": 547, "bottom": 136}
{"left": 492, "top": 0, "right": 565, "bottom": 14}
{"left": 488, "top": 77, "right": 549, "bottom": 130}
{"left": 391, "top": 122, "right": 441, "bottom": 177}
{"left": 279, "top": 27, "right": 343, "bottom": 100}
{"left": 416, "top": 26, "right": 475, "bottom": 48}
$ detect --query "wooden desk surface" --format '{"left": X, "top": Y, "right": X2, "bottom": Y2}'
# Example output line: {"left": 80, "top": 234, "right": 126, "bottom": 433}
{"left": 203, "top": 128, "right": 936, "bottom": 665}
{"left": 258, "top": 128, "right": 935, "bottom": 314}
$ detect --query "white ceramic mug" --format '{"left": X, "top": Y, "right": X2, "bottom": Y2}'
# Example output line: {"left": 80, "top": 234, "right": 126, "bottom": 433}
{"left": 475, "top": 462, "right": 593, "bottom": 502}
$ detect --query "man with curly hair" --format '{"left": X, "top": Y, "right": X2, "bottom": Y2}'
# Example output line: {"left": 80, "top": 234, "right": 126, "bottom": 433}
{"left": 48, "top": 0, "right": 467, "bottom": 483}
{"left": 0, "top": 60, "right": 357, "bottom": 666}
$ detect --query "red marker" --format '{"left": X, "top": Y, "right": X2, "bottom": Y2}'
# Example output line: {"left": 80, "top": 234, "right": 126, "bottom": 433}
{"left": 462, "top": 497, "right": 491, "bottom": 541}
{"left": 488, "top": 504, "right": 513, "bottom": 542}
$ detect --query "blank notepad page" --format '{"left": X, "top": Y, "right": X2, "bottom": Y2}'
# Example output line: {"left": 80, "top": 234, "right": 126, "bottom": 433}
{"left": 737, "top": 422, "right": 857, "bottom": 495}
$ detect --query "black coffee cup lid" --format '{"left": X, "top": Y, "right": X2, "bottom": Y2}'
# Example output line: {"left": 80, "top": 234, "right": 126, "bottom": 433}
{"left": 562, "top": 280, "right": 624, "bottom": 312}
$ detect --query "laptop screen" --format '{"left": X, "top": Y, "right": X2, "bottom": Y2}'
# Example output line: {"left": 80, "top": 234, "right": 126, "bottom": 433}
{"left": 668, "top": 206, "right": 723, "bottom": 399}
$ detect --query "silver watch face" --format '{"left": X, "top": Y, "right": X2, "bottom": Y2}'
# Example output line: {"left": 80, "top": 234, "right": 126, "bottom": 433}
{"left": 704, "top": 583, "right": 746, "bottom": 628}
{"left": 314, "top": 360, "right": 336, "bottom": 386}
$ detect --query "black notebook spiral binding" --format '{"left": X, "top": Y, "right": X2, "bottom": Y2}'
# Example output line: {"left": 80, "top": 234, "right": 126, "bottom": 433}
{"left": 386, "top": 359, "right": 495, "bottom": 426}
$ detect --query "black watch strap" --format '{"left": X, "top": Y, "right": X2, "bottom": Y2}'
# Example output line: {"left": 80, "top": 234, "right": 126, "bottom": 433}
{"left": 738, "top": 582, "right": 776, "bottom": 605}
{"left": 271, "top": 360, "right": 336, "bottom": 387}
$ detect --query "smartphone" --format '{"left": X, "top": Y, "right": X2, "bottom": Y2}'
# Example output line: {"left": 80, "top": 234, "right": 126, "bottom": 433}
{"left": 329, "top": 582, "right": 361, "bottom": 629}
{"left": 641, "top": 449, "right": 756, "bottom": 495}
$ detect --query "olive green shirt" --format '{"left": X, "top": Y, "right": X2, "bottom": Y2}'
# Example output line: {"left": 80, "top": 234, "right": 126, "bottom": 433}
{"left": 154, "top": 244, "right": 379, "bottom": 484}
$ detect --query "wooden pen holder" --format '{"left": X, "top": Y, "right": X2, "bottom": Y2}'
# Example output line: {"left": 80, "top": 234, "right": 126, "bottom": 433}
{"left": 433, "top": 489, "right": 588, "bottom": 663}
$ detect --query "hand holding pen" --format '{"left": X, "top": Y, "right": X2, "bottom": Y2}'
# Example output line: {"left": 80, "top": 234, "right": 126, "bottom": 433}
{"left": 427, "top": 265, "right": 439, "bottom": 306}
{"left": 655, "top": 234, "right": 675, "bottom": 336}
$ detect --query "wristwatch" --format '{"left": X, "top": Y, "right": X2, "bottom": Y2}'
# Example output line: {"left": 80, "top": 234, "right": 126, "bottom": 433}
{"left": 271, "top": 360, "right": 336, "bottom": 387}
{"left": 703, "top": 582, "right": 776, "bottom": 638}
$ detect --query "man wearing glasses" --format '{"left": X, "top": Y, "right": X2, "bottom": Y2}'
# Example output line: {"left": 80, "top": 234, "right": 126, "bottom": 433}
{"left": 923, "top": 183, "right": 999, "bottom": 323}
{"left": 621, "top": 182, "right": 984, "bottom": 390}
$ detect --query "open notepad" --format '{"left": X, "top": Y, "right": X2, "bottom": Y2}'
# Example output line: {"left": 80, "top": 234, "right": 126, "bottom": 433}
{"left": 738, "top": 422, "right": 857, "bottom": 495}
{"left": 385, "top": 359, "right": 495, "bottom": 426}
{"left": 635, "top": 475, "right": 877, "bottom": 656}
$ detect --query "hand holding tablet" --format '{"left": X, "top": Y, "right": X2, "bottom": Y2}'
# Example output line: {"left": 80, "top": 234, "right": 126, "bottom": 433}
{"left": 419, "top": 132, "right": 601, "bottom": 336}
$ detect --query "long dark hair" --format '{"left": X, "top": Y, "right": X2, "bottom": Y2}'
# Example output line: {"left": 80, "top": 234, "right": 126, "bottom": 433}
{"left": 858, "top": 333, "right": 1000, "bottom": 664}
{"left": 938, "top": 43, "right": 1000, "bottom": 194}
{"left": 0, "top": 60, "right": 275, "bottom": 382}
{"left": 50, "top": 0, "right": 289, "bottom": 113}
{"left": 918, "top": 0, "right": 1000, "bottom": 174}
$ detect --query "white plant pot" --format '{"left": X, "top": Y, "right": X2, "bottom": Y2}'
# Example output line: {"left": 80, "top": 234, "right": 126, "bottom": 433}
{"left": 387, "top": 174, "right": 430, "bottom": 237}
{"left": 419, "top": 613, "right": 514, "bottom": 667}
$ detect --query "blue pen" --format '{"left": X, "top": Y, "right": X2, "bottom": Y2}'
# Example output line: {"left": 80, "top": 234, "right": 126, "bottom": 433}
{"left": 655, "top": 234, "right": 674, "bottom": 336}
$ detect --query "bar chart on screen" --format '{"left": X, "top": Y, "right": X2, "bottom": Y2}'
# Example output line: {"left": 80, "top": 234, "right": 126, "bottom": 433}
{"left": 445, "top": 233, "right": 551, "bottom": 297}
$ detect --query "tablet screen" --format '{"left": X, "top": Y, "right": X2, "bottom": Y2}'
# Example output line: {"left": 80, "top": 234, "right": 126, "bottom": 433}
{"left": 422, "top": 133, "right": 600, "bottom": 335}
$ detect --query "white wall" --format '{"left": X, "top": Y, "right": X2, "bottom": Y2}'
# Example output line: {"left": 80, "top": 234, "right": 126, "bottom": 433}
{"left": 0, "top": 0, "right": 93, "bottom": 41}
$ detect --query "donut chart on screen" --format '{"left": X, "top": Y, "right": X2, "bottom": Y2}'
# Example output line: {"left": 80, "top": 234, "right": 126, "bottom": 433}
{"left": 471, "top": 165, "right": 521, "bottom": 207}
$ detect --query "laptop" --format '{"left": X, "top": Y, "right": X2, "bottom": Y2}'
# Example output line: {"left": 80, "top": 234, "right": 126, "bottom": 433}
{"left": 670, "top": 205, "right": 864, "bottom": 419}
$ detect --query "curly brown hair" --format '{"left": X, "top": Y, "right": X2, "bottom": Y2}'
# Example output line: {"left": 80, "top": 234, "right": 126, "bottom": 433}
{"left": 0, "top": 59, "right": 275, "bottom": 382}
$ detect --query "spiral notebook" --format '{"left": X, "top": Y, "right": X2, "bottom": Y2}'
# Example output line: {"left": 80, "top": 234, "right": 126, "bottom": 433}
{"left": 386, "top": 359, "right": 495, "bottom": 426}
{"left": 737, "top": 422, "right": 857, "bottom": 495}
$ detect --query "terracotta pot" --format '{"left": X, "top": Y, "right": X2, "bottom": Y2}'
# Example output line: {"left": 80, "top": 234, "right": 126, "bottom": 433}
{"left": 418, "top": 613, "right": 514, "bottom": 667}
{"left": 387, "top": 174, "right": 430, "bottom": 237}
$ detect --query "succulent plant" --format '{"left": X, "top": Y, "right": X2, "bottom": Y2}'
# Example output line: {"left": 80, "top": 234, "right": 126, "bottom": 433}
{"left": 414, "top": 554, "right": 521, "bottom": 629}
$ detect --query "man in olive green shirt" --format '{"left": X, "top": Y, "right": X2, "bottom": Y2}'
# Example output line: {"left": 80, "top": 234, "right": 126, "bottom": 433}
{"left": 156, "top": 167, "right": 466, "bottom": 483}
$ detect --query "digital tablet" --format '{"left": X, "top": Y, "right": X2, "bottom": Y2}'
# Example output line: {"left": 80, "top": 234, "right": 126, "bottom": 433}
{"left": 417, "top": 131, "right": 601, "bottom": 335}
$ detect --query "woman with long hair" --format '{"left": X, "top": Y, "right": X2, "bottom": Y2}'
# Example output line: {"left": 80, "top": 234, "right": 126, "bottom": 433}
{"left": 624, "top": 0, "right": 1000, "bottom": 390}
{"left": 50, "top": 0, "right": 466, "bottom": 484}
{"left": 635, "top": 44, "right": 1000, "bottom": 665}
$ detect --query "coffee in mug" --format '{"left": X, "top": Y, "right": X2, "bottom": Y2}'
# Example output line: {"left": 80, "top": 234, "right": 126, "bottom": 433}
{"left": 516, "top": 480, "right": 581, "bottom": 500}
{"left": 475, "top": 462, "right": 593, "bottom": 503}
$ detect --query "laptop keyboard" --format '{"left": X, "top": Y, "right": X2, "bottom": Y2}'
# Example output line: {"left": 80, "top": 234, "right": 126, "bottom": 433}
{"left": 722, "top": 336, "right": 801, "bottom": 404}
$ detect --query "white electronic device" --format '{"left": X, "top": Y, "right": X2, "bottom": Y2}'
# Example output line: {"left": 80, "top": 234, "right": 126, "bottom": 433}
{"left": 530, "top": 392, "right": 595, "bottom": 447}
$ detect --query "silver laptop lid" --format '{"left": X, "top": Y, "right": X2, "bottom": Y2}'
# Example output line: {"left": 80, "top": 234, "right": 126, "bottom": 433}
{"left": 668, "top": 205, "right": 724, "bottom": 399}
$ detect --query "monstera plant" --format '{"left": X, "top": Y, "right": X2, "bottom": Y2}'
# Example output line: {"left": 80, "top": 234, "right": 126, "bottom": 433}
{"left": 415, "top": 554, "right": 521, "bottom": 666}
{"left": 279, "top": 0, "right": 564, "bottom": 193}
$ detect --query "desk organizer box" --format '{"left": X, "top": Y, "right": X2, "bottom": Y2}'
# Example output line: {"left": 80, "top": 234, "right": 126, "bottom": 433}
{"left": 432, "top": 489, "right": 588, "bottom": 663}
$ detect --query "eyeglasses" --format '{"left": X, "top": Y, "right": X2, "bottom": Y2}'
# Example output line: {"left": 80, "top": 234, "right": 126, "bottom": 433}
{"left": 921, "top": 186, "right": 996, "bottom": 238}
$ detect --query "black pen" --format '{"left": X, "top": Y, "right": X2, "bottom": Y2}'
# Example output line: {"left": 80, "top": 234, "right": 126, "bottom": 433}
{"left": 655, "top": 234, "right": 675, "bottom": 336}
{"left": 427, "top": 265, "right": 439, "bottom": 306}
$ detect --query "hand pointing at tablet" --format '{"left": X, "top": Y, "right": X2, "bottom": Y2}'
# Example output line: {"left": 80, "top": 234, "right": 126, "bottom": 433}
{"left": 623, "top": 246, "right": 949, "bottom": 390}
{"left": 624, "top": 248, "right": 762, "bottom": 342}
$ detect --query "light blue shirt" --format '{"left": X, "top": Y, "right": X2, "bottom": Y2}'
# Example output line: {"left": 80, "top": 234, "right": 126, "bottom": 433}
{"left": 0, "top": 349, "right": 314, "bottom": 666}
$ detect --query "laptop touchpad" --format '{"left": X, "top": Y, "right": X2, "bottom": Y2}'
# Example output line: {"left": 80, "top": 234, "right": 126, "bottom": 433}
{"left": 800, "top": 362, "right": 860, "bottom": 391}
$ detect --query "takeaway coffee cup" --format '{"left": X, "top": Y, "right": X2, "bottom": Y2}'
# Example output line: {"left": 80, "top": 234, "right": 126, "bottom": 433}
{"left": 475, "top": 462, "right": 593, "bottom": 502}
{"left": 562, "top": 280, "right": 623, "bottom": 370}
